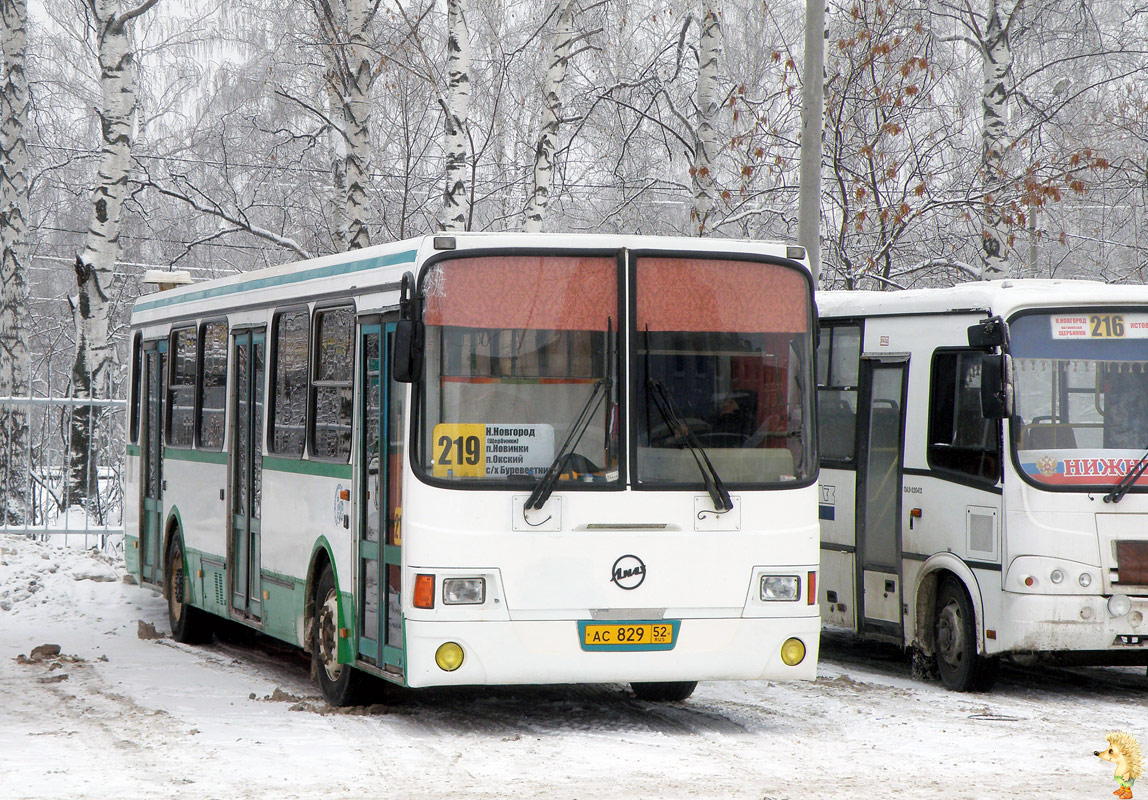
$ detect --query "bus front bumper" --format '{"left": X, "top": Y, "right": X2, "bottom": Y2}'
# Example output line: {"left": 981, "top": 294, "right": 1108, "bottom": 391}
{"left": 401, "top": 615, "right": 820, "bottom": 688}
{"left": 996, "top": 592, "right": 1148, "bottom": 656}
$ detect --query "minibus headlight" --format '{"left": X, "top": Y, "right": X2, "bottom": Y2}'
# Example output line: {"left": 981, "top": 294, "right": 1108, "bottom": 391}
{"left": 1079, "top": 572, "right": 1093, "bottom": 588}
{"left": 443, "top": 577, "right": 486, "bottom": 605}
{"left": 1109, "top": 594, "right": 1132, "bottom": 618}
{"left": 760, "top": 575, "right": 800, "bottom": 601}
{"left": 1049, "top": 568, "right": 1064, "bottom": 585}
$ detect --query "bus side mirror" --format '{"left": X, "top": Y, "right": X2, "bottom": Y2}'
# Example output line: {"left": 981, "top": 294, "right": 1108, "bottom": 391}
{"left": 968, "top": 316, "right": 1009, "bottom": 349}
{"left": 392, "top": 319, "right": 424, "bottom": 383}
{"left": 981, "top": 353, "right": 1014, "bottom": 419}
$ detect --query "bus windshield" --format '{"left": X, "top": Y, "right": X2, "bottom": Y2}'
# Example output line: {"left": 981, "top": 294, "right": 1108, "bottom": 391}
{"left": 634, "top": 257, "right": 814, "bottom": 487}
{"left": 1011, "top": 310, "right": 1148, "bottom": 490}
{"left": 419, "top": 254, "right": 620, "bottom": 485}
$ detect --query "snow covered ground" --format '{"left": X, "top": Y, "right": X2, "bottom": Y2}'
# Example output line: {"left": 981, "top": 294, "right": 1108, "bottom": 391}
{"left": 0, "top": 532, "right": 1142, "bottom": 800}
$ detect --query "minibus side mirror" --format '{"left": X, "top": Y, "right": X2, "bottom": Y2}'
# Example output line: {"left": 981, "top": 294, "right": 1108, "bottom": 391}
{"left": 392, "top": 318, "right": 424, "bottom": 383}
{"left": 968, "top": 316, "right": 1009, "bottom": 349}
{"left": 980, "top": 353, "right": 1014, "bottom": 419}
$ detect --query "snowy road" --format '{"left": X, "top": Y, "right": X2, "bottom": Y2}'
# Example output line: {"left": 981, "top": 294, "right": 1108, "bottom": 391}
{"left": 0, "top": 533, "right": 1142, "bottom": 800}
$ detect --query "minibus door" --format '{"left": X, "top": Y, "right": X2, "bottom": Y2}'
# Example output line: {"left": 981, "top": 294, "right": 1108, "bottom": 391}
{"left": 856, "top": 358, "right": 907, "bottom": 640}
{"left": 140, "top": 340, "right": 167, "bottom": 585}
{"left": 230, "top": 329, "right": 264, "bottom": 620}
{"left": 357, "top": 321, "right": 404, "bottom": 676}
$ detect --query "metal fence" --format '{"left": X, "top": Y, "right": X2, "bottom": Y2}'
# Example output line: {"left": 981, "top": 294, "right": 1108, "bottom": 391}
{"left": 0, "top": 395, "right": 127, "bottom": 554}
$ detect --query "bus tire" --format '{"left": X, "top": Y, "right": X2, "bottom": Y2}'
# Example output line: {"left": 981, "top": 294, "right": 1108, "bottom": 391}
{"left": 630, "top": 681, "right": 697, "bottom": 702}
{"left": 312, "top": 563, "right": 362, "bottom": 706}
{"left": 934, "top": 577, "right": 998, "bottom": 692}
{"left": 166, "top": 536, "right": 213, "bottom": 644}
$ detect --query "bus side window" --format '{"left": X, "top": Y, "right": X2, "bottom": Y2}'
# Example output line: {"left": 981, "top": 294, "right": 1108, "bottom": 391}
{"left": 816, "top": 323, "right": 861, "bottom": 463}
{"left": 129, "top": 332, "right": 142, "bottom": 444}
{"left": 927, "top": 350, "right": 1000, "bottom": 482}
{"left": 198, "top": 322, "right": 228, "bottom": 450}
{"left": 269, "top": 308, "right": 309, "bottom": 456}
{"left": 310, "top": 306, "right": 355, "bottom": 461}
{"left": 168, "top": 327, "right": 197, "bottom": 447}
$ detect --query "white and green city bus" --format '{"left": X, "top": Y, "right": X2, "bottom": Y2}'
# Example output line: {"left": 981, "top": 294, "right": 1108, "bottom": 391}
{"left": 124, "top": 233, "right": 820, "bottom": 704}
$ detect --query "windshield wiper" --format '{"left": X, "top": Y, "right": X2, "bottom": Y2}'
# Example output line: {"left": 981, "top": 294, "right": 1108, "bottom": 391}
{"left": 1103, "top": 445, "right": 1148, "bottom": 504}
{"left": 525, "top": 378, "right": 610, "bottom": 511}
{"left": 648, "top": 379, "right": 733, "bottom": 512}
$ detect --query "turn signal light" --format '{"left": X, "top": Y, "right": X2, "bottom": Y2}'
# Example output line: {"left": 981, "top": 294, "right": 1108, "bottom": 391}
{"left": 807, "top": 571, "right": 817, "bottom": 605}
{"left": 413, "top": 574, "right": 435, "bottom": 608}
{"left": 780, "top": 637, "right": 806, "bottom": 666}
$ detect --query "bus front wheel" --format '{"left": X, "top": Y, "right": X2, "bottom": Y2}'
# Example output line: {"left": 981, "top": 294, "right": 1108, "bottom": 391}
{"left": 312, "top": 563, "right": 362, "bottom": 706}
{"left": 934, "top": 577, "right": 999, "bottom": 692}
{"left": 166, "top": 536, "right": 213, "bottom": 644}
{"left": 630, "top": 681, "right": 697, "bottom": 702}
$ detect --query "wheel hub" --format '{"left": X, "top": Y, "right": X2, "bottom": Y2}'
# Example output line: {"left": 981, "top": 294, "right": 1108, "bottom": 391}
{"left": 317, "top": 589, "right": 342, "bottom": 682}
{"left": 937, "top": 600, "right": 964, "bottom": 668}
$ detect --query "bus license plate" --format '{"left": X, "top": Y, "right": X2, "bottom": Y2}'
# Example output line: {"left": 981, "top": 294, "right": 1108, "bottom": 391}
{"left": 580, "top": 621, "right": 677, "bottom": 651}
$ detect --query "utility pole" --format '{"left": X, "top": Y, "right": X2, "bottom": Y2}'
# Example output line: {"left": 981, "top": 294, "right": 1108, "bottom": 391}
{"left": 798, "top": 0, "right": 825, "bottom": 286}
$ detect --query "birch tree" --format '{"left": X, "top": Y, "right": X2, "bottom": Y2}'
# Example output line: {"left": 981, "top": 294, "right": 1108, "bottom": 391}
{"left": 691, "top": 3, "right": 722, "bottom": 236}
{"left": 523, "top": 0, "right": 578, "bottom": 233}
{"left": 0, "top": 0, "right": 30, "bottom": 523}
{"left": 310, "top": 0, "right": 376, "bottom": 250}
{"left": 69, "top": 0, "right": 157, "bottom": 505}
{"left": 440, "top": 0, "right": 470, "bottom": 231}
{"left": 975, "top": 0, "right": 1016, "bottom": 279}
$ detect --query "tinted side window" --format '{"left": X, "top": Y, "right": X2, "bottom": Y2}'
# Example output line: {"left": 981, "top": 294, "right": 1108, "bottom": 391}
{"left": 928, "top": 350, "right": 1000, "bottom": 482}
{"left": 129, "top": 333, "right": 142, "bottom": 444}
{"left": 168, "top": 327, "right": 196, "bottom": 447}
{"left": 271, "top": 308, "right": 309, "bottom": 456}
{"left": 816, "top": 323, "right": 861, "bottom": 462}
{"left": 198, "top": 322, "right": 228, "bottom": 450}
{"left": 311, "top": 306, "right": 354, "bottom": 461}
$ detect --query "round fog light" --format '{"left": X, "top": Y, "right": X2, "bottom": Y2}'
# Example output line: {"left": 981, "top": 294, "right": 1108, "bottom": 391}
{"left": 1131, "top": 611, "right": 1144, "bottom": 628}
{"left": 780, "top": 638, "right": 806, "bottom": 667}
{"left": 1081, "top": 606, "right": 1094, "bottom": 621}
{"left": 1109, "top": 594, "right": 1132, "bottom": 618}
{"left": 435, "top": 642, "right": 465, "bottom": 672}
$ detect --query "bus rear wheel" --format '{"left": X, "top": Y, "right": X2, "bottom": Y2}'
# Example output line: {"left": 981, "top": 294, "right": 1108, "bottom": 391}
{"left": 630, "top": 681, "right": 697, "bottom": 702}
{"left": 166, "top": 536, "right": 213, "bottom": 644}
{"left": 312, "top": 563, "right": 362, "bottom": 706}
{"left": 934, "top": 577, "right": 999, "bottom": 692}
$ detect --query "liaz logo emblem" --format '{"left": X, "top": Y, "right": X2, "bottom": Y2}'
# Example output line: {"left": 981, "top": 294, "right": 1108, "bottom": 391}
{"left": 610, "top": 555, "right": 646, "bottom": 590}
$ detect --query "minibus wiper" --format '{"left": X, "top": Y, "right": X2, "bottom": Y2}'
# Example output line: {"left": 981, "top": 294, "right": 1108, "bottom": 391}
{"left": 525, "top": 378, "right": 610, "bottom": 511}
{"left": 1103, "top": 446, "right": 1148, "bottom": 504}
{"left": 648, "top": 380, "right": 733, "bottom": 512}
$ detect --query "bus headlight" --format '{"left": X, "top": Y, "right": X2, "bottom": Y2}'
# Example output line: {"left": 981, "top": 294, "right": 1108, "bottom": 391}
{"left": 761, "top": 575, "right": 800, "bottom": 601}
{"left": 443, "top": 577, "right": 486, "bottom": 605}
{"left": 1049, "top": 568, "right": 1064, "bottom": 585}
{"left": 435, "top": 642, "right": 465, "bottom": 671}
{"left": 780, "top": 638, "right": 806, "bottom": 666}
{"left": 1079, "top": 572, "right": 1093, "bottom": 588}
{"left": 1109, "top": 594, "right": 1132, "bottom": 618}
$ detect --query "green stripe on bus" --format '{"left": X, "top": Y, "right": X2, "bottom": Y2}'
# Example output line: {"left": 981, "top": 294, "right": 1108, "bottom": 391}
{"left": 164, "top": 447, "right": 228, "bottom": 465}
{"left": 133, "top": 250, "right": 418, "bottom": 312}
{"left": 262, "top": 455, "right": 352, "bottom": 480}
{"left": 126, "top": 444, "right": 140, "bottom": 457}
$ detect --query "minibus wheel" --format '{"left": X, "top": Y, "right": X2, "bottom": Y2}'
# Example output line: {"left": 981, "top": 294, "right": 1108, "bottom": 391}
{"left": 630, "top": 681, "right": 697, "bottom": 702}
{"left": 312, "top": 563, "right": 362, "bottom": 706}
{"left": 934, "top": 577, "right": 999, "bottom": 692}
{"left": 166, "top": 536, "right": 213, "bottom": 644}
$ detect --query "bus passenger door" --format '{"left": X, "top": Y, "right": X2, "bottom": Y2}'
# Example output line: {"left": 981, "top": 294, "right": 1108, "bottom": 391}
{"left": 140, "top": 340, "right": 167, "bottom": 585}
{"left": 230, "top": 329, "right": 265, "bottom": 620}
{"left": 856, "top": 359, "right": 907, "bottom": 640}
{"left": 357, "top": 321, "right": 404, "bottom": 676}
